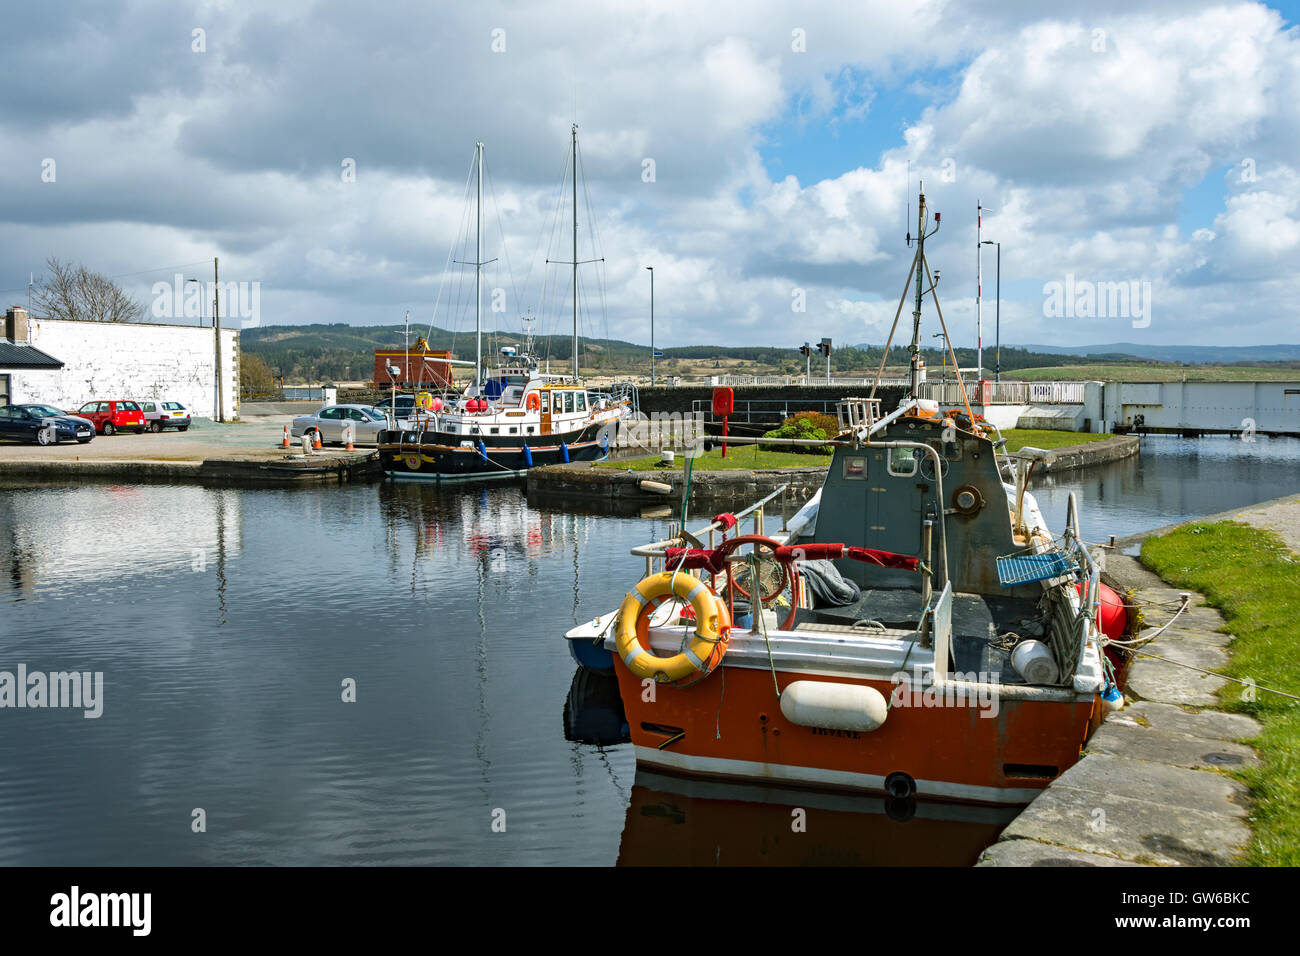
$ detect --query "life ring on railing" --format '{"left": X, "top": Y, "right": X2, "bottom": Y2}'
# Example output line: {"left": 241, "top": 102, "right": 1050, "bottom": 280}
{"left": 615, "top": 571, "right": 730, "bottom": 683}
{"left": 525, "top": 392, "right": 540, "bottom": 411}
{"left": 416, "top": 392, "right": 434, "bottom": 410}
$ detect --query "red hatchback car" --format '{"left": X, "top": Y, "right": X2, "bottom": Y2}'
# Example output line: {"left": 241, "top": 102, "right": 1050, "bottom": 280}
{"left": 71, "top": 400, "right": 147, "bottom": 435}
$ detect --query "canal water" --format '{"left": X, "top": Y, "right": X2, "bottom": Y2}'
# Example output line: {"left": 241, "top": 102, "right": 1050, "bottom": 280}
{"left": 0, "top": 435, "right": 1296, "bottom": 866}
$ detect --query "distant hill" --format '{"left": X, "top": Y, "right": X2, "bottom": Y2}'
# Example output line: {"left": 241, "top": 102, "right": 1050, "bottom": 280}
{"left": 1021, "top": 342, "right": 1300, "bottom": 365}
{"left": 241, "top": 323, "right": 1124, "bottom": 383}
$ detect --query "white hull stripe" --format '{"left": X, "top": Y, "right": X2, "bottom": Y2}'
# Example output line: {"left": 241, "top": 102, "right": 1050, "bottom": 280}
{"left": 633, "top": 747, "right": 1044, "bottom": 805}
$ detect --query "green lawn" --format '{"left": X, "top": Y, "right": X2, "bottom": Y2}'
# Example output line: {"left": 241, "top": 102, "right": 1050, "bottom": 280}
{"left": 601, "top": 430, "right": 1109, "bottom": 469}
{"left": 1141, "top": 522, "right": 1300, "bottom": 865}
{"left": 597, "top": 445, "right": 829, "bottom": 471}
{"left": 1001, "top": 428, "right": 1114, "bottom": 452}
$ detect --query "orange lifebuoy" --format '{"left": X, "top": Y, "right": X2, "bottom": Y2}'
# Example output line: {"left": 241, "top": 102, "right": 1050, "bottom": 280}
{"left": 526, "top": 392, "right": 540, "bottom": 411}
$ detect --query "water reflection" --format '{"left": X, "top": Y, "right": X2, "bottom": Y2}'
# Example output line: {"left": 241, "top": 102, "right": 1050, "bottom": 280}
{"left": 0, "top": 483, "right": 242, "bottom": 603}
{"left": 618, "top": 771, "right": 1017, "bottom": 866}
{"left": 0, "top": 434, "right": 1294, "bottom": 865}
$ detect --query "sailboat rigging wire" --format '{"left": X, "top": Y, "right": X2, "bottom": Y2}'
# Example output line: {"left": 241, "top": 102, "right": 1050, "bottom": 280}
{"left": 540, "top": 144, "right": 574, "bottom": 362}
{"left": 867, "top": 246, "right": 920, "bottom": 403}
{"left": 442, "top": 159, "right": 480, "bottom": 368}
{"left": 482, "top": 153, "right": 526, "bottom": 327}
{"left": 576, "top": 140, "right": 611, "bottom": 348}
{"left": 921, "top": 255, "right": 977, "bottom": 423}
{"left": 426, "top": 150, "right": 479, "bottom": 356}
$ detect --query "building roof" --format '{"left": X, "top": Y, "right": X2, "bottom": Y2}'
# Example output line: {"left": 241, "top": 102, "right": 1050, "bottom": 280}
{"left": 0, "top": 339, "right": 64, "bottom": 369}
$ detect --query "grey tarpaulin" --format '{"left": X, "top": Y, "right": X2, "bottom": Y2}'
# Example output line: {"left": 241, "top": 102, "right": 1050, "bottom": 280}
{"left": 797, "top": 559, "right": 861, "bottom": 607}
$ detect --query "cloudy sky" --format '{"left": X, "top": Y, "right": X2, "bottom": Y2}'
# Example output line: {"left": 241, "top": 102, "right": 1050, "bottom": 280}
{"left": 2, "top": 0, "right": 1298, "bottom": 351}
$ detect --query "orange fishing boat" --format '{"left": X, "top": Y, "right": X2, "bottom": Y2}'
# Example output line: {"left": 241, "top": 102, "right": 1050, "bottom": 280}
{"left": 564, "top": 184, "right": 1115, "bottom": 806}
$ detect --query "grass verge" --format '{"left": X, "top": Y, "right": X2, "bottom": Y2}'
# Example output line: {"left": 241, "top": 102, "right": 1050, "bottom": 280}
{"left": 1140, "top": 521, "right": 1300, "bottom": 865}
{"left": 596, "top": 446, "right": 827, "bottom": 471}
{"left": 1001, "top": 428, "right": 1114, "bottom": 452}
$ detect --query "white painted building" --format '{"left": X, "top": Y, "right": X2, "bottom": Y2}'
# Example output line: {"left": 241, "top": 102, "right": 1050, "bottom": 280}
{"left": 1, "top": 307, "right": 240, "bottom": 420}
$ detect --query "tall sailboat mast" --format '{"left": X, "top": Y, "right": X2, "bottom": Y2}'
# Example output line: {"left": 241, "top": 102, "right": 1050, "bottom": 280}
{"left": 476, "top": 141, "right": 484, "bottom": 386}
{"left": 571, "top": 124, "right": 579, "bottom": 382}
{"left": 546, "top": 125, "right": 601, "bottom": 382}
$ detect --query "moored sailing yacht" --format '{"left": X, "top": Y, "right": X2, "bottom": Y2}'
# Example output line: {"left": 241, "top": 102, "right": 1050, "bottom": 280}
{"left": 563, "top": 184, "right": 1117, "bottom": 805}
{"left": 378, "top": 129, "right": 634, "bottom": 481}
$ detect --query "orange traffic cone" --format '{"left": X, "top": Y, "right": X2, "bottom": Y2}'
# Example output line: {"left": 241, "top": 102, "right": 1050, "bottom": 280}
{"left": 281, "top": 425, "right": 290, "bottom": 448}
{"left": 345, "top": 429, "right": 355, "bottom": 452}
{"left": 312, "top": 431, "right": 322, "bottom": 451}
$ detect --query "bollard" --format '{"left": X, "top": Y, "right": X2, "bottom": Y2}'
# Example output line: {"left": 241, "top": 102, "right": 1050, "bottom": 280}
{"left": 301, "top": 432, "right": 313, "bottom": 456}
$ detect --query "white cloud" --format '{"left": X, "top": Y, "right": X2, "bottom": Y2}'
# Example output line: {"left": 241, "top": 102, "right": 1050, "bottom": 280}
{"left": 0, "top": 0, "right": 1297, "bottom": 350}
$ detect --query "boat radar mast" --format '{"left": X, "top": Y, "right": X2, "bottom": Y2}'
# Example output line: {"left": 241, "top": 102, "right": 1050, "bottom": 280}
{"left": 868, "top": 181, "right": 975, "bottom": 422}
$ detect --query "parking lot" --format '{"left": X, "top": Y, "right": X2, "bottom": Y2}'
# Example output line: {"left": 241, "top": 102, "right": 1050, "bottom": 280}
{"left": 0, "top": 404, "right": 366, "bottom": 465}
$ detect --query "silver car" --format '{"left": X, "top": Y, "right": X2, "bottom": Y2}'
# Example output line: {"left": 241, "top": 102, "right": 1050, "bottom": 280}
{"left": 290, "top": 404, "right": 387, "bottom": 445}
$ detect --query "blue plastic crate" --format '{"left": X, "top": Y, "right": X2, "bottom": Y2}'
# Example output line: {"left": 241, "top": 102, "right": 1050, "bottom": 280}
{"left": 996, "top": 551, "right": 1077, "bottom": 587}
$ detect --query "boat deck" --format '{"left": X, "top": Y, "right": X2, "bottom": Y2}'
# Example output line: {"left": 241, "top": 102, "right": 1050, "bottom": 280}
{"left": 791, "top": 586, "right": 1040, "bottom": 685}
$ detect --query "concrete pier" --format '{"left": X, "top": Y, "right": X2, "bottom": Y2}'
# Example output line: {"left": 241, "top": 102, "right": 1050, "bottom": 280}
{"left": 529, "top": 435, "right": 1140, "bottom": 505}
{"left": 977, "top": 493, "right": 1300, "bottom": 866}
{"left": 0, "top": 415, "right": 381, "bottom": 485}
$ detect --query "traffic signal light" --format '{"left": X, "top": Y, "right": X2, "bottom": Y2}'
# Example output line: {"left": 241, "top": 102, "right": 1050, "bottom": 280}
{"left": 798, "top": 343, "right": 811, "bottom": 357}
{"left": 818, "top": 337, "right": 832, "bottom": 357}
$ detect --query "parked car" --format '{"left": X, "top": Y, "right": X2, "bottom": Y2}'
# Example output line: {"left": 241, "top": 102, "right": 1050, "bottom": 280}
{"left": 372, "top": 394, "right": 417, "bottom": 419}
{"left": 290, "top": 405, "right": 388, "bottom": 445}
{"left": 0, "top": 404, "right": 95, "bottom": 445}
{"left": 139, "top": 400, "right": 192, "bottom": 432}
{"left": 69, "top": 400, "right": 146, "bottom": 435}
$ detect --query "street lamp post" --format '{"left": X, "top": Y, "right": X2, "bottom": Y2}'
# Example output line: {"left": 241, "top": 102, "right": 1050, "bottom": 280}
{"left": 645, "top": 266, "right": 655, "bottom": 386}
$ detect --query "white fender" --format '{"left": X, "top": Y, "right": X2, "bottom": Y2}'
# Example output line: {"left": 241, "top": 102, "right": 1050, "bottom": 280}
{"left": 780, "top": 680, "right": 888, "bottom": 733}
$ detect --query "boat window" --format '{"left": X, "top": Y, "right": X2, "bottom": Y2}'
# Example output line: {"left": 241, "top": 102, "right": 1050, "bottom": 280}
{"left": 887, "top": 446, "right": 919, "bottom": 477}
{"left": 541, "top": 393, "right": 550, "bottom": 413}
{"left": 509, "top": 426, "right": 517, "bottom": 434}
{"left": 526, "top": 426, "right": 534, "bottom": 434}
{"left": 561, "top": 392, "right": 572, "bottom": 414}
{"left": 842, "top": 456, "right": 867, "bottom": 479}
{"left": 576, "top": 392, "right": 587, "bottom": 412}
{"left": 931, "top": 437, "right": 962, "bottom": 461}
{"left": 490, "top": 427, "right": 499, "bottom": 434}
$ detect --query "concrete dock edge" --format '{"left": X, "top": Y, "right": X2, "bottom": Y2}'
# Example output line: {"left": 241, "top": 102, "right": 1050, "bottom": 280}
{"left": 978, "top": 506, "right": 1286, "bottom": 867}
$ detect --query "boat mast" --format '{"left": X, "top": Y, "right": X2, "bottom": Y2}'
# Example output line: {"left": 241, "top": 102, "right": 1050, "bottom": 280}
{"left": 908, "top": 182, "right": 927, "bottom": 397}
{"left": 571, "top": 124, "right": 579, "bottom": 382}
{"left": 476, "top": 141, "right": 484, "bottom": 387}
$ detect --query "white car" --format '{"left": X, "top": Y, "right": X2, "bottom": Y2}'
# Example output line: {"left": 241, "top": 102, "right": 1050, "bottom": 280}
{"left": 139, "top": 400, "right": 192, "bottom": 432}
{"left": 290, "top": 404, "right": 387, "bottom": 445}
